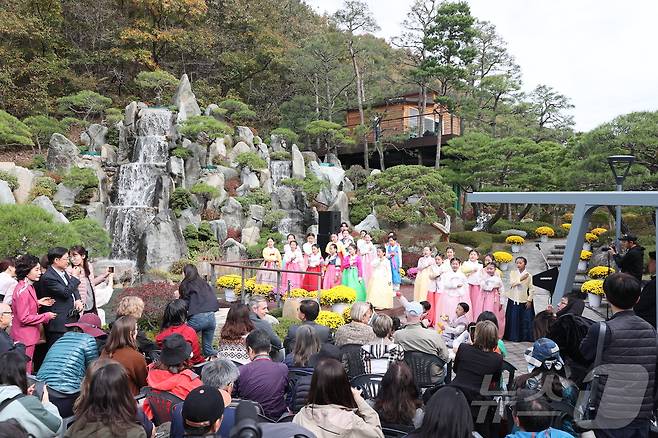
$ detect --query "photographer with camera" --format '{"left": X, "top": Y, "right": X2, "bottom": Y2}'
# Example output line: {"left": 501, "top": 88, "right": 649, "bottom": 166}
{"left": 608, "top": 234, "right": 644, "bottom": 282}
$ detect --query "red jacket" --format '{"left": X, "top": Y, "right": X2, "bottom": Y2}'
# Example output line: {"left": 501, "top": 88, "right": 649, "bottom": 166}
{"left": 143, "top": 365, "right": 202, "bottom": 419}
{"left": 10, "top": 280, "right": 53, "bottom": 346}
{"left": 155, "top": 324, "right": 204, "bottom": 365}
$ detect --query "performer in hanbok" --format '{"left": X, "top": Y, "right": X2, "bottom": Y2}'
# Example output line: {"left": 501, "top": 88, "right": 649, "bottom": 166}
{"left": 504, "top": 256, "right": 534, "bottom": 342}
{"left": 366, "top": 247, "right": 393, "bottom": 309}
{"left": 281, "top": 240, "right": 304, "bottom": 292}
{"left": 483, "top": 253, "right": 504, "bottom": 278}
{"left": 461, "top": 250, "right": 483, "bottom": 307}
{"left": 413, "top": 247, "right": 436, "bottom": 302}
{"left": 341, "top": 244, "right": 366, "bottom": 302}
{"left": 476, "top": 262, "right": 505, "bottom": 336}
{"left": 356, "top": 230, "right": 367, "bottom": 249}
{"left": 282, "top": 233, "right": 296, "bottom": 264}
{"left": 257, "top": 238, "right": 281, "bottom": 289}
{"left": 340, "top": 229, "right": 354, "bottom": 249}
{"left": 385, "top": 235, "right": 402, "bottom": 292}
{"left": 325, "top": 233, "right": 346, "bottom": 257}
{"left": 323, "top": 243, "right": 342, "bottom": 290}
{"left": 436, "top": 258, "right": 471, "bottom": 323}
{"left": 439, "top": 302, "right": 470, "bottom": 348}
{"left": 358, "top": 233, "right": 376, "bottom": 285}
{"left": 426, "top": 254, "right": 447, "bottom": 327}
{"left": 302, "top": 233, "right": 316, "bottom": 265}
{"left": 442, "top": 246, "right": 455, "bottom": 270}
{"left": 301, "top": 244, "right": 323, "bottom": 292}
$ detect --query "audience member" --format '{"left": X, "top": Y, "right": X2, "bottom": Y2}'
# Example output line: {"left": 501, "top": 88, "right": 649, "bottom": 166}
{"left": 36, "top": 313, "right": 104, "bottom": 417}
{"left": 505, "top": 390, "right": 572, "bottom": 438}
{"left": 610, "top": 234, "right": 644, "bottom": 282}
{"left": 100, "top": 315, "right": 147, "bottom": 396}
{"left": 634, "top": 250, "right": 656, "bottom": 327}
{"left": 115, "top": 296, "right": 158, "bottom": 359}
{"left": 285, "top": 325, "right": 321, "bottom": 368}
{"left": 38, "top": 247, "right": 83, "bottom": 348}
{"left": 178, "top": 264, "right": 220, "bottom": 357}
{"left": 284, "top": 299, "right": 331, "bottom": 352}
{"left": 580, "top": 273, "right": 657, "bottom": 437}
{"left": 182, "top": 386, "right": 225, "bottom": 437}
{"left": 0, "top": 302, "right": 24, "bottom": 355}
{"left": 65, "top": 360, "right": 147, "bottom": 438}
{"left": 0, "top": 351, "right": 62, "bottom": 437}
{"left": 335, "top": 302, "right": 375, "bottom": 347}
{"left": 217, "top": 303, "right": 254, "bottom": 364}
{"left": 67, "top": 245, "right": 110, "bottom": 313}
{"left": 0, "top": 419, "right": 29, "bottom": 438}
{"left": 360, "top": 314, "right": 403, "bottom": 374}
{"left": 0, "top": 258, "right": 16, "bottom": 304}
{"left": 249, "top": 296, "right": 283, "bottom": 355}
{"left": 453, "top": 311, "right": 507, "bottom": 357}
{"left": 155, "top": 299, "right": 204, "bottom": 365}
{"left": 144, "top": 333, "right": 202, "bottom": 419}
{"left": 546, "top": 293, "right": 585, "bottom": 318}
{"left": 439, "top": 302, "right": 469, "bottom": 348}
{"left": 407, "top": 386, "right": 473, "bottom": 438}
{"left": 200, "top": 358, "right": 239, "bottom": 406}
{"left": 293, "top": 358, "right": 383, "bottom": 438}
{"left": 235, "top": 329, "right": 288, "bottom": 419}
{"left": 10, "top": 254, "right": 55, "bottom": 372}
{"left": 393, "top": 301, "right": 448, "bottom": 383}
{"left": 372, "top": 361, "right": 423, "bottom": 429}
{"left": 450, "top": 320, "right": 503, "bottom": 438}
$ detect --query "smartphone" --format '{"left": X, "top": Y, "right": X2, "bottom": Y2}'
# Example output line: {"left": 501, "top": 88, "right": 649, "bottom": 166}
{"left": 468, "top": 325, "right": 476, "bottom": 339}
{"left": 108, "top": 266, "right": 115, "bottom": 273}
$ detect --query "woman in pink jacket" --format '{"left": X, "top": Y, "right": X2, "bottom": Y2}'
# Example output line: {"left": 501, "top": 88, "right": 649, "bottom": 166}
{"left": 10, "top": 254, "right": 56, "bottom": 373}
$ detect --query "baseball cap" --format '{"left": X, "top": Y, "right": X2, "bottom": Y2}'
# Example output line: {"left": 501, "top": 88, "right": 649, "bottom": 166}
{"left": 183, "top": 386, "right": 225, "bottom": 430}
{"left": 404, "top": 301, "right": 424, "bottom": 317}
{"left": 524, "top": 338, "right": 563, "bottom": 372}
{"left": 619, "top": 234, "right": 638, "bottom": 242}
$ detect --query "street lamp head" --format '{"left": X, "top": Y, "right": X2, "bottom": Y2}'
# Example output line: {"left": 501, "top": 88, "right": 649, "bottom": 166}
{"left": 607, "top": 155, "right": 635, "bottom": 185}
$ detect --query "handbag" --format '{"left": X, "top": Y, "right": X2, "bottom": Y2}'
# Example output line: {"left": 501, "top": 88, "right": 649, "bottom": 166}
{"left": 574, "top": 321, "right": 607, "bottom": 429}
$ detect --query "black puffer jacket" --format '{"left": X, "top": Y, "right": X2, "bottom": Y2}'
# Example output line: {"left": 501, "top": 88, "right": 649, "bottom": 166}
{"left": 613, "top": 245, "right": 645, "bottom": 281}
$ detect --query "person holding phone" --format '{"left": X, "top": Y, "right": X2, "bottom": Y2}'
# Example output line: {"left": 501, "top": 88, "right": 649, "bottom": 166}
{"left": 10, "top": 255, "right": 56, "bottom": 373}
{"left": 68, "top": 245, "right": 111, "bottom": 314}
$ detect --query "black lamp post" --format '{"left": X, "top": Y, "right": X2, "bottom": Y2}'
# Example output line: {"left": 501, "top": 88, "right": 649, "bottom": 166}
{"left": 607, "top": 155, "right": 635, "bottom": 250}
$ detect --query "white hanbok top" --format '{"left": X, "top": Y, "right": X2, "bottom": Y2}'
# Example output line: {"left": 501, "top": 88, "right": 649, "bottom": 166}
{"left": 440, "top": 270, "right": 469, "bottom": 298}
{"left": 461, "top": 260, "right": 483, "bottom": 285}
{"left": 283, "top": 248, "right": 303, "bottom": 265}
{"left": 307, "top": 253, "right": 323, "bottom": 268}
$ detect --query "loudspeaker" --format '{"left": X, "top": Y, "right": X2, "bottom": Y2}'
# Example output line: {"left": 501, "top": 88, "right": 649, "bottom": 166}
{"left": 318, "top": 211, "right": 342, "bottom": 236}
{"left": 317, "top": 234, "right": 330, "bottom": 257}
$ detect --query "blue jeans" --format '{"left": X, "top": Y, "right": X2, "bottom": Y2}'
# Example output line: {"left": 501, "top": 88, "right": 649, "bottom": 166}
{"left": 187, "top": 312, "right": 217, "bottom": 357}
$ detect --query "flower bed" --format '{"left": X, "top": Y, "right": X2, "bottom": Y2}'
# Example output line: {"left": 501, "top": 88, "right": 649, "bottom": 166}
{"left": 581, "top": 279, "right": 604, "bottom": 295}
{"left": 588, "top": 266, "right": 615, "bottom": 279}
{"left": 535, "top": 226, "right": 555, "bottom": 237}
{"left": 282, "top": 288, "right": 317, "bottom": 301}
{"left": 315, "top": 310, "right": 345, "bottom": 331}
{"left": 493, "top": 251, "right": 513, "bottom": 264}
{"left": 319, "top": 285, "right": 357, "bottom": 307}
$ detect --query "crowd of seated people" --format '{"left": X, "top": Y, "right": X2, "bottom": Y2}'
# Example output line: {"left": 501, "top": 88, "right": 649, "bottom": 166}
{"left": 1, "top": 240, "right": 657, "bottom": 438}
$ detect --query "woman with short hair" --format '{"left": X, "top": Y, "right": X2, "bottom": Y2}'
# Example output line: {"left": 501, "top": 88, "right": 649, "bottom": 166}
{"left": 334, "top": 302, "right": 375, "bottom": 347}
{"left": 100, "top": 316, "right": 147, "bottom": 396}
{"left": 361, "top": 314, "right": 403, "bottom": 374}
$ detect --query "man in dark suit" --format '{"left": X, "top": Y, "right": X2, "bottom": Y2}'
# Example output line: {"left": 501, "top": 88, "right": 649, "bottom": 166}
{"left": 284, "top": 299, "right": 332, "bottom": 352}
{"left": 37, "top": 247, "right": 82, "bottom": 348}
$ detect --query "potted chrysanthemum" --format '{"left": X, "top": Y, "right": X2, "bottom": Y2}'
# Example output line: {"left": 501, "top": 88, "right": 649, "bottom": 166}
{"left": 579, "top": 250, "right": 592, "bottom": 272}
{"left": 216, "top": 274, "right": 242, "bottom": 302}
{"left": 320, "top": 285, "right": 357, "bottom": 314}
{"left": 583, "top": 233, "right": 598, "bottom": 251}
{"left": 581, "top": 279, "right": 604, "bottom": 307}
{"left": 505, "top": 235, "right": 525, "bottom": 253}
{"left": 315, "top": 310, "right": 346, "bottom": 332}
{"left": 561, "top": 223, "right": 571, "bottom": 231}
{"left": 493, "top": 251, "right": 513, "bottom": 271}
{"left": 535, "top": 226, "right": 555, "bottom": 243}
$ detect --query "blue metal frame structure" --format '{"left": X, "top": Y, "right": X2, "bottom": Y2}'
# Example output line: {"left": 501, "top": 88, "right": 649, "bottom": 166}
{"left": 466, "top": 191, "right": 658, "bottom": 318}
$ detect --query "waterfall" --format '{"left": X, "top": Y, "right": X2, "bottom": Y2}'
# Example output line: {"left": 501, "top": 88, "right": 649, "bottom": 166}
{"left": 270, "top": 160, "right": 291, "bottom": 188}
{"left": 107, "top": 108, "right": 172, "bottom": 259}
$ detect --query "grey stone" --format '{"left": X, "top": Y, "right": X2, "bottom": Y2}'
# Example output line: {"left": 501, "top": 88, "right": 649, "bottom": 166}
{"left": 342, "top": 176, "right": 354, "bottom": 193}
{"left": 249, "top": 204, "right": 265, "bottom": 222}
{"left": 169, "top": 156, "right": 185, "bottom": 178}
{"left": 0, "top": 180, "right": 15, "bottom": 205}
{"left": 101, "top": 144, "right": 117, "bottom": 164}
{"left": 277, "top": 209, "right": 305, "bottom": 238}
{"left": 4, "top": 165, "right": 35, "bottom": 204}
{"left": 240, "top": 168, "right": 260, "bottom": 191}
{"left": 501, "top": 229, "right": 528, "bottom": 238}
{"left": 32, "top": 195, "right": 68, "bottom": 223}
{"left": 178, "top": 208, "right": 201, "bottom": 230}
{"left": 235, "top": 126, "right": 254, "bottom": 146}
{"left": 222, "top": 238, "right": 246, "bottom": 263}
{"left": 370, "top": 169, "right": 381, "bottom": 177}
{"left": 208, "top": 137, "right": 227, "bottom": 164}
{"left": 301, "top": 151, "right": 318, "bottom": 165}
{"left": 270, "top": 134, "right": 286, "bottom": 152}
{"left": 308, "top": 161, "right": 345, "bottom": 205}
{"left": 173, "top": 74, "right": 201, "bottom": 123}
{"left": 124, "top": 102, "right": 139, "bottom": 129}
{"left": 228, "top": 141, "right": 253, "bottom": 163}
{"left": 205, "top": 104, "right": 219, "bottom": 116}
{"left": 291, "top": 144, "right": 306, "bottom": 179}
{"left": 273, "top": 186, "right": 296, "bottom": 210}
{"left": 215, "top": 165, "right": 239, "bottom": 181}
{"left": 325, "top": 153, "right": 342, "bottom": 167}
{"left": 328, "top": 191, "right": 350, "bottom": 225}
{"left": 355, "top": 213, "right": 380, "bottom": 233}
{"left": 80, "top": 124, "right": 108, "bottom": 153}
{"left": 223, "top": 134, "right": 234, "bottom": 149}
{"left": 269, "top": 161, "right": 291, "bottom": 188}
{"left": 221, "top": 197, "right": 244, "bottom": 229}
{"left": 209, "top": 219, "right": 228, "bottom": 243}
{"left": 85, "top": 202, "right": 105, "bottom": 225}
{"left": 258, "top": 169, "right": 272, "bottom": 194}
{"left": 202, "top": 173, "right": 227, "bottom": 206}
{"left": 138, "top": 211, "right": 188, "bottom": 271}
{"left": 47, "top": 133, "right": 79, "bottom": 172}
{"left": 184, "top": 146, "right": 202, "bottom": 188}
{"left": 53, "top": 183, "right": 80, "bottom": 208}
{"left": 256, "top": 142, "right": 269, "bottom": 163}
{"left": 241, "top": 226, "right": 260, "bottom": 247}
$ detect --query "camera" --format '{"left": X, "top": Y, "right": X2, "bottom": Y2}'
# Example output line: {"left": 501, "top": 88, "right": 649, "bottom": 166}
{"left": 600, "top": 246, "right": 610, "bottom": 252}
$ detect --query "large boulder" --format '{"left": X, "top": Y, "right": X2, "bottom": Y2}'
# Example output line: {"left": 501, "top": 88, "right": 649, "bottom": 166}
{"left": 169, "top": 156, "right": 185, "bottom": 179}
{"left": 138, "top": 212, "right": 188, "bottom": 271}
{"left": 209, "top": 219, "right": 228, "bottom": 243}
{"left": 270, "top": 134, "right": 286, "bottom": 152}
{"left": 124, "top": 101, "right": 139, "bottom": 130}
{"left": 301, "top": 151, "right": 318, "bottom": 165}
{"left": 177, "top": 208, "right": 201, "bottom": 230}
{"left": 244, "top": 204, "right": 265, "bottom": 229}
{"left": 273, "top": 186, "right": 296, "bottom": 210}
{"left": 208, "top": 137, "right": 227, "bottom": 164}
{"left": 184, "top": 144, "right": 203, "bottom": 188}
{"left": 53, "top": 183, "right": 80, "bottom": 208}
{"left": 222, "top": 238, "right": 246, "bottom": 264}
{"left": 328, "top": 191, "right": 350, "bottom": 225}
{"left": 205, "top": 103, "right": 219, "bottom": 116}
{"left": 355, "top": 213, "right": 380, "bottom": 233}
{"left": 100, "top": 143, "right": 118, "bottom": 164}
{"left": 0, "top": 180, "right": 15, "bottom": 205}
{"left": 240, "top": 168, "right": 260, "bottom": 191}
{"left": 173, "top": 74, "right": 201, "bottom": 123}
{"left": 202, "top": 173, "right": 227, "bottom": 207}
{"left": 0, "top": 164, "right": 35, "bottom": 204}
{"left": 32, "top": 195, "right": 68, "bottom": 223}
{"left": 228, "top": 141, "right": 252, "bottom": 162}
{"left": 269, "top": 160, "right": 291, "bottom": 188}
{"left": 85, "top": 202, "right": 105, "bottom": 225}
{"left": 308, "top": 161, "right": 345, "bottom": 205}
{"left": 215, "top": 165, "right": 239, "bottom": 181}
{"left": 256, "top": 142, "right": 269, "bottom": 163}
{"left": 258, "top": 169, "right": 272, "bottom": 194}
{"left": 291, "top": 144, "right": 306, "bottom": 179}
{"left": 47, "top": 133, "right": 79, "bottom": 172}
{"left": 80, "top": 124, "right": 108, "bottom": 153}
{"left": 236, "top": 126, "right": 254, "bottom": 147}
{"left": 241, "top": 227, "right": 260, "bottom": 247}
{"left": 342, "top": 176, "right": 354, "bottom": 193}
{"left": 221, "top": 197, "right": 244, "bottom": 229}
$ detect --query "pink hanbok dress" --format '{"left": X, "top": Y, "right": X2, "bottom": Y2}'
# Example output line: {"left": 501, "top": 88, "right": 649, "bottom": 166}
{"left": 461, "top": 260, "right": 483, "bottom": 309}
{"left": 357, "top": 240, "right": 376, "bottom": 285}
{"left": 323, "top": 254, "right": 342, "bottom": 290}
{"left": 281, "top": 248, "right": 304, "bottom": 292}
{"left": 478, "top": 273, "right": 506, "bottom": 337}
{"left": 436, "top": 270, "right": 471, "bottom": 324}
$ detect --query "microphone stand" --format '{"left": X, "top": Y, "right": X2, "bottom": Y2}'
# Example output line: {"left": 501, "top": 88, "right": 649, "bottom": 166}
{"left": 535, "top": 243, "right": 551, "bottom": 269}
